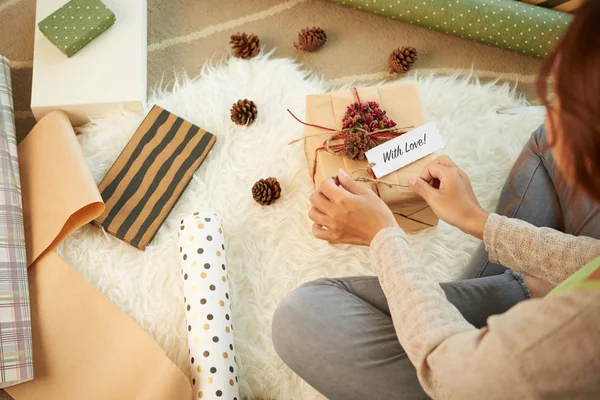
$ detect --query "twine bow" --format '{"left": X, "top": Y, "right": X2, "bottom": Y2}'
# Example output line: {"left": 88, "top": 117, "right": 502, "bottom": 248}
{"left": 347, "top": 164, "right": 409, "bottom": 197}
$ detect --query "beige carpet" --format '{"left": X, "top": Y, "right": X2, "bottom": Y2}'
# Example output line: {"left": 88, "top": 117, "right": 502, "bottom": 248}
{"left": 1, "top": 0, "right": 542, "bottom": 143}
{"left": 0, "top": 0, "right": 541, "bottom": 398}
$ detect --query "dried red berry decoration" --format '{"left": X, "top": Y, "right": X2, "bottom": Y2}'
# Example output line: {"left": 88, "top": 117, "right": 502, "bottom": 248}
{"left": 342, "top": 101, "right": 397, "bottom": 132}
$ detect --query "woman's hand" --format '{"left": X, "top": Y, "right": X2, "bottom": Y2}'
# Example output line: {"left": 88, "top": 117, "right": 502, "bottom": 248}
{"left": 309, "top": 169, "right": 399, "bottom": 246}
{"left": 408, "top": 155, "right": 489, "bottom": 239}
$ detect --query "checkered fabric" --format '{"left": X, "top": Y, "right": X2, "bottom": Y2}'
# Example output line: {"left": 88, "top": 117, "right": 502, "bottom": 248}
{"left": 0, "top": 55, "right": 33, "bottom": 387}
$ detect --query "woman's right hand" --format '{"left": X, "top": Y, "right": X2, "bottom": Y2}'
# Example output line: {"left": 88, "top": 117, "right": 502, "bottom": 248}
{"left": 408, "top": 155, "right": 489, "bottom": 239}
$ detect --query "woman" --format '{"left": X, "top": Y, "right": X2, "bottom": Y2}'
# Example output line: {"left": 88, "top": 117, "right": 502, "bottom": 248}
{"left": 272, "top": 1, "right": 600, "bottom": 399}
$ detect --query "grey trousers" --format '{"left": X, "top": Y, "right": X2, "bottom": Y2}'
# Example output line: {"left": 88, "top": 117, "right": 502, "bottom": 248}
{"left": 271, "top": 125, "right": 600, "bottom": 400}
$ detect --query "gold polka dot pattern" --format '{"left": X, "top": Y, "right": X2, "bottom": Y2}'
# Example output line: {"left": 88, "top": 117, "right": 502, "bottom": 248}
{"left": 180, "top": 212, "right": 240, "bottom": 400}
{"left": 37, "top": 0, "right": 116, "bottom": 58}
{"left": 330, "top": 0, "right": 572, "bottom": 58}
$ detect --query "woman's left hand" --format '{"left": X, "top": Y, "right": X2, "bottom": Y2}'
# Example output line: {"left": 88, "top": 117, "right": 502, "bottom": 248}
{"left": 309, "top": 168, "right": 399, "bottom": 246}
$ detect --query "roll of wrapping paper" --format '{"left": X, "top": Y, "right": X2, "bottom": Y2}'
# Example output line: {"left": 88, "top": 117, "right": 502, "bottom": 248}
{"left": 325, "top": 0, "right": 572, "bottom": 58}
{"left": 179, "top": 212, "right": 240, "bottom": 400}
{"left": 0, "top": 56, "right": 33, "bottom": 387}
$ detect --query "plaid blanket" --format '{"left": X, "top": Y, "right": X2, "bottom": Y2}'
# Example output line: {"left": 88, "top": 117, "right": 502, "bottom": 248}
{"left": 0, "top": 55, "right": 33, "bottom": 387}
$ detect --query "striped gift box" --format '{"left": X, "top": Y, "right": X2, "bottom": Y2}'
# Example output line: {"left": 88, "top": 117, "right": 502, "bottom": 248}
{"left": 521, "top": 0, "right": 583, "bottom": 12}
{"left": 93, "top": 106, "right": 216, "bottom": 250}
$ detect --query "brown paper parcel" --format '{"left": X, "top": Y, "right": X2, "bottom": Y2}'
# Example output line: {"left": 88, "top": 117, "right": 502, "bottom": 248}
{"left": 304, "top": 82, "right": 439, "bottom": 231}
{"left": 6, "top": 112, "right": 192, "bottom": 400}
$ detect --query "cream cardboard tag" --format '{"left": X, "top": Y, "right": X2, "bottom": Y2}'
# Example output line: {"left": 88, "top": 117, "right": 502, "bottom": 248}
{"left": 366, "top": 122, "right": 444, "bottom": 178}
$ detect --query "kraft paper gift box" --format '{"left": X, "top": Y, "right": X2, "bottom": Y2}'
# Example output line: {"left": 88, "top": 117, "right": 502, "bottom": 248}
{"left": 303, "top": 82, "right": 439, "bottom": 232}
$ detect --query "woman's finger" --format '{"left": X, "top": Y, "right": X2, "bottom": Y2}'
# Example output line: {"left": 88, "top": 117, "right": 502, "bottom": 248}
{"left": 312, "top": 223, "right": 335, "bottom": 241}
{"left": 419, "top": 162, "right": 448, "bottom": 183}
{"left": 319, "top": 178, "right": 349, "bottom": 202}
{"left": 309, "top": 191, "right": 334, "bottom": 215}
{"left": 308, "top": 207, "right": 331, "bottom": 227}
{"left": 408, "top": 177, "right": 437, "bottom": 202}
{"left": 337, "top": 169, "right": 369, "bottom": 195}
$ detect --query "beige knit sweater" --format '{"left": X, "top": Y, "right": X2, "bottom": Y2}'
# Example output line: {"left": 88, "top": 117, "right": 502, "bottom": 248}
{"left": 371, "top": 213, "right": 600, "bottom": 399}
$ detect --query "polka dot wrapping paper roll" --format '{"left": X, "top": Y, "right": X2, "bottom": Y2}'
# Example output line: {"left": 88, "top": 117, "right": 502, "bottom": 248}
{"left": 179, "top": 212, "right": 240, "bottom": 400}
{"left": 326, "top": 0, "right": 573, "bottom": 58}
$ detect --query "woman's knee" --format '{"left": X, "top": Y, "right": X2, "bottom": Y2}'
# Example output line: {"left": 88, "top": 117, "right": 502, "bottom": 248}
{"left": 532, "top": 123, "right": 546, "bottom": 142}
{"left": 272, "top": 278, "right": 336, "bottom": 366}
{"left": 530, "top": 124, "right": 550, "bottom": 156}
{"left": 529, "top": 123, "right": 563, "bottom": 177}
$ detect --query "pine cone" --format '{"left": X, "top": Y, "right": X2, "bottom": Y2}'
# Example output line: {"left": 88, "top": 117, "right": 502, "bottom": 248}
{"left": 252, "top": 177, "right": 281, "bottom": 205}
{"left": 344, "top": 131, "right": 376, "bottom": 161}
{"left": 230, "top": 99, "right": 258, "bottom": 126}
{"left": 230, "top": 32, "right": 260, "bottom": 59}
{"left": 388, "top": 46, "right": 418, "bottom": 74}
{"left": 293, "top": 27, "right": 327, "bottom": 52}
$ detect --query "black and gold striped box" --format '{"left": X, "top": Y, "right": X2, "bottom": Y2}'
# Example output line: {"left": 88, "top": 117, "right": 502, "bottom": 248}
{"left": 93, "top": 106, "right": 216, "bottom": 250}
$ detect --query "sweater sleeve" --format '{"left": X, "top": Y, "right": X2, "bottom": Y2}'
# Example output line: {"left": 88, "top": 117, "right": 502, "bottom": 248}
{"left": 484, "top": 213, "right": 600, "bottom": 284}
{"left": 370, "top": 227, "right": 598, "bottom": 399}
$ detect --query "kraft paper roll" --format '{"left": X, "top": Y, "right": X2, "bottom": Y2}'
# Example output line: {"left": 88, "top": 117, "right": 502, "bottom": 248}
{"left": 326, "top": 0, "right": 572, "bottom": 58}
{"left": 7, "top": 111, "right": 192, "bottom": 399}
{"left": 179, "top": 213, "right": 240, "bottom": 400}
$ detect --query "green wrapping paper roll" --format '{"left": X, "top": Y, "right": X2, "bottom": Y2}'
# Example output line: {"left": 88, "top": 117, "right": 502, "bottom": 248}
{"left": 325, "top": 0, "right": 572, "bottom": 58}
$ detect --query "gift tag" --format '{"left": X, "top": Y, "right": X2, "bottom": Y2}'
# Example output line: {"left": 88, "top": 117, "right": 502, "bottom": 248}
{"left": 366, "top": 122, "right": 444, "bottom": 178}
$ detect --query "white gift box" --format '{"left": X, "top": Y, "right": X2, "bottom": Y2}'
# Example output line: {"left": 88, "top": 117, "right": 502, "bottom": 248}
{"left": 31, "top": 0, "right": 147, "bottom": 126}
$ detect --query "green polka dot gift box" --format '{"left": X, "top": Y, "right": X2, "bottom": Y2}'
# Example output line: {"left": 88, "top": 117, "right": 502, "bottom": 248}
{"left": 37, "top": 0, "right": 115, "bottom": 58}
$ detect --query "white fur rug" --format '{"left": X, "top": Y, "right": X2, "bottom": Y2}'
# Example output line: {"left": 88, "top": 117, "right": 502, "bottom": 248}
{"left": 60, "top": 53, "right": 543, "bottom": 400}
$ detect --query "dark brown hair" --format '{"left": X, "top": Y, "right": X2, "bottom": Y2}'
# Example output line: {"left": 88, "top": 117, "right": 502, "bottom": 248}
{"left": 537, "top": 0, "right": 600, "bottom": 201}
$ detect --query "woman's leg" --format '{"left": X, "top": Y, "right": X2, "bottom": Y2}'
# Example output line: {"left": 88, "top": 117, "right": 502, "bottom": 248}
{"left": 462, "top": 124, "right": 600, "bottom": 279}
{"left": 272, "top": 273, "right": 529, "bottom": 400}
{"left": 541, "top": 132, "right": 600, "bottom": 239}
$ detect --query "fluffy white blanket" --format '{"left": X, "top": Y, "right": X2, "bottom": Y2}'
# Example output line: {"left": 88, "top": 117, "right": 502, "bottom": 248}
{"left": 61, "top": 53, "right": 543, "bottom": 399}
